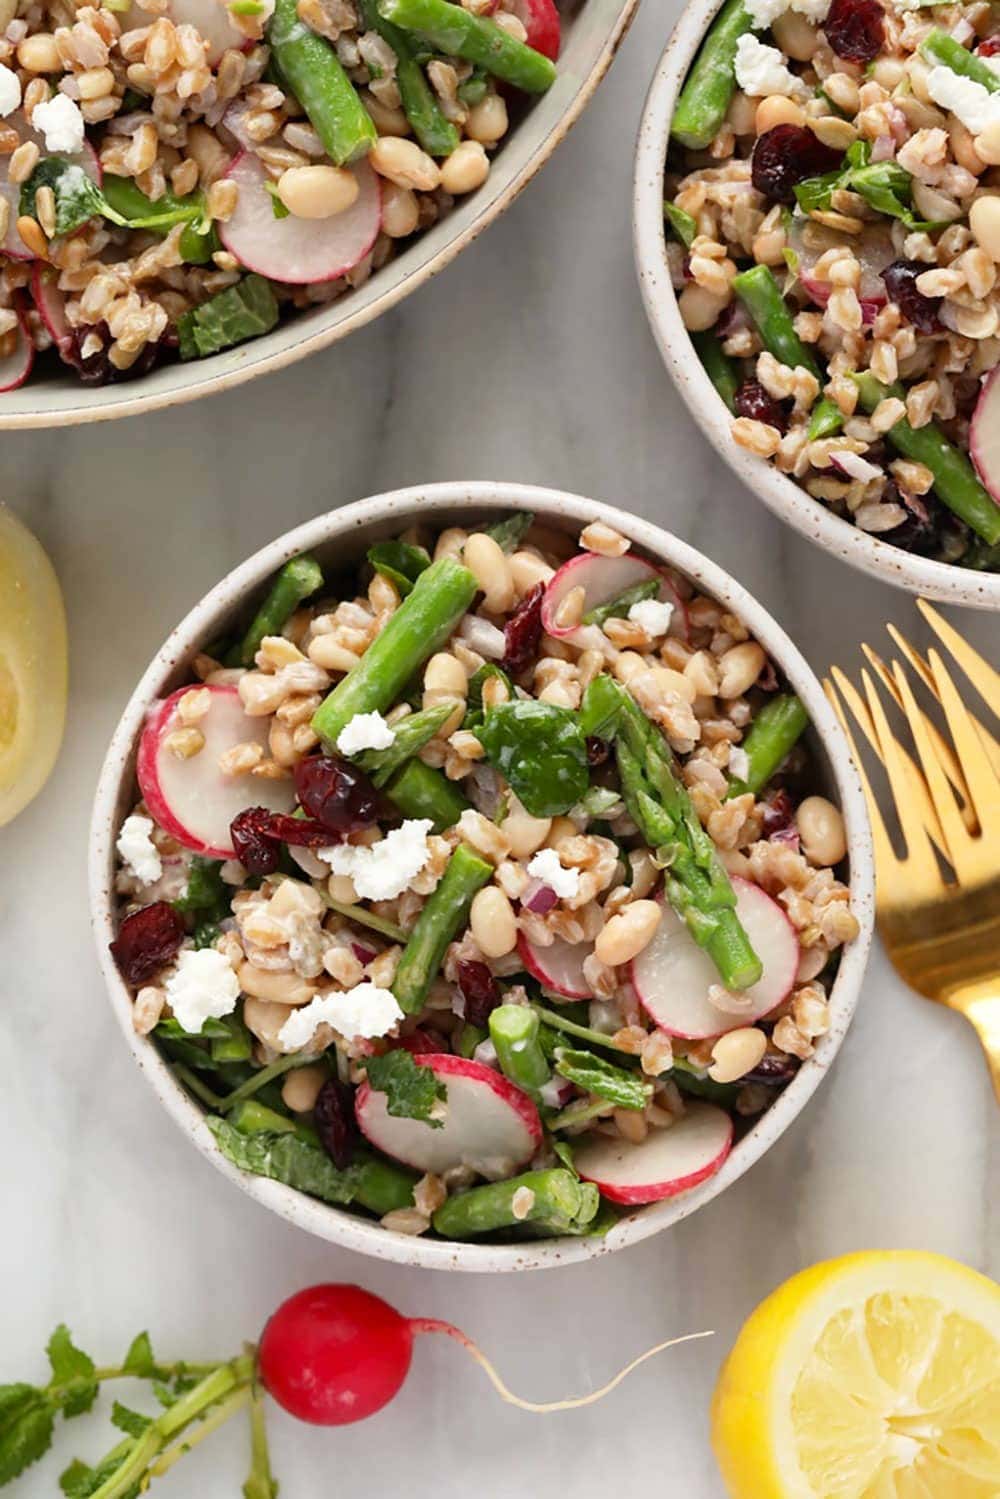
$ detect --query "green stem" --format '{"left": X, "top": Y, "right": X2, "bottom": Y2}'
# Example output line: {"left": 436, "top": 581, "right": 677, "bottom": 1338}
{"left": 671, "top": 0, "right": 754, "bottom": 150}
{"left": 321, "top": 892, "right": 408, "bottom": 942}
{"left": 920, "top": 29, "right": 1000, "bottom": 92}
{"left": 385, "top": 756, "right": 470, "bottom": 831}
{"left": 268, "top": 0, "right": 378, "bottom": 163}
{"left": 173, "top": 1064, "right": 226, "bottom": 1110}
{"left": 377, "top": 0, "right": 556, "bottom": 92}
{"left": 489, "top": 1005, "right": 551, "bottom": 1093}
{"left": 150, "top": 1386, "right": 253, "bottom": 1480}
{"left": 547, "top": 1096, "right": 614, "bottom": 1132}
{"left": 242, "top": 1376, "right": 278, "bottom": 1499}
{"left": 692, "top": 329, "right": 740, "bottom": 412}
{"left": 392, "top": 842, "right": 492, "bottom": 1013}
{"left": 726, "top": 693, "right": 808, "bottom": 798}
{"left": 431, "top": 1169, "right": 598, "bottom": 1238}
{"left": 732, "top": 264, "right": 822, "bottom": 380}
{"left": 217, "top": 1054, "right": 317, "bottom": 1111}
{"left": 357, "top": 0, "right": 460, "bottom": 155}
{"left": 529, "top": 1004, "right": 637, "bottom": 1055}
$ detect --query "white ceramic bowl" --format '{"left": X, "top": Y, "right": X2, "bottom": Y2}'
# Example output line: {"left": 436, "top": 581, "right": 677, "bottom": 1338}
{"left": 0, "top": 0, "right": 636, "bottom": 431}
{"left": 633, "top": 0, "right": 1000, "bottom": 610}
{"left": 90, "top": 481, "right": 874, "bottom": 1271}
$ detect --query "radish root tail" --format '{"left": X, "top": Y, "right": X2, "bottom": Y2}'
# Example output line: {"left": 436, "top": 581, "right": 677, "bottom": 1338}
{"left": 408, "top": 1319, "right": 714, "bottom": 1414}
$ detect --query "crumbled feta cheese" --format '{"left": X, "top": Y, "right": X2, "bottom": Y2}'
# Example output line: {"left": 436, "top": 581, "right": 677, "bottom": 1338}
{"left": 526, "top": 848, "right": 581, "bottom": 900}
{"left": 165, "top": 949, "right": 240, "bottom": 1033}
{"left": 322, "top": 819, "right": 434, "bottom": 901}
{"left": 925, "top": 65, "right": 1000, "bottom": 136}
{"left": 116, "top": 814, "right": 163, "bottom": 885}
{"left": 728, "top": 747, "right": 751, "bottom": 782}
{"left": 834, "top": 450, "right": 883, "bottom": 482}
{"left": 278, "top": 983, "right": 403, "bottom": 1049}
{"left": 628, "top": 597, "right": 675, "bottom": 638}
{"left": 0, "top": 65, "right": 21, "bottom": 118}
{"left": 734, "top": 34, "right": 809, "bottom": 98}
{"left": 746, "top": 0, "right": 829, "bottom": 25}
{"left": 32, "top": 94, "right": 85, "bottom": 154}
{"left": 335, "top": 710, "right": 396, "bottom": 756}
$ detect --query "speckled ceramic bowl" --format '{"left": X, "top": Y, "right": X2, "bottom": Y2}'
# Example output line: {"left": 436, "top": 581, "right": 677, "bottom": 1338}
{"left": 633, "top": 0, "right": 1000, "bottom": 610}
{"left": 0, "top": 0, "right": 637, "bottom": 431}
{"left": 89, "top": 482, "right": 874, "bottom": 1271}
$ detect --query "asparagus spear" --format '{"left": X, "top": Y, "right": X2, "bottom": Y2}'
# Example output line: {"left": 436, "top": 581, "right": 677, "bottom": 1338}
{"left": 102, "top": 174, "right": 218, "bottom": 264}
{"left": 664, "top": 200, "right": 697, "bottom": 249}
{"left": 268, "top": 0, "right": 378, "bottom": 163}
{"left": 356, "top": 0, "right": 460, "bottom": 155}
{"left": 377, "top": 0, "right": 556, "bottom": 92}
{"left": 726, "top": 693, "right": 809, "bottom": 798}
{"left": 312, "top": 556, "right": 478, "bottom": 745}
{"left": 854, "top": 373, "right": 1000, "bottom": 545}
{"left": 732, "top": 265, "right": 822, "bottom": 381}
{"left": 392, "top": 843, "right": 492, "bottom": 1013}
{"left": 692, "top": 329, "right": 741, "bottom": 412}
{"left": 384, "top": 757, "right": 470, "bottom": 830}
{"left": 431, "top": 1169, "right": 599, "bottom": 1238}
{"left": 489, "top": 1005, "right": 551, "bottom": 1094}
{"left": 354, "top": 702, "right": 453, "bottom": 785}
{"left": 920, "top": 29, "right": 1000, "bottom": 92}
{"left": 232, "top": 554, "right": 324, "bottom": 668}
{"left": 671, "top": 0, "right": 754, "bottom": 150}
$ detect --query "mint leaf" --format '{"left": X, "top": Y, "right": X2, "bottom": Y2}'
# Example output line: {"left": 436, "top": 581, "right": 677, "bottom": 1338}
{"left": 20, "top": 157, "right": 107, "bottom": 235}
{"left": 366, "top": 540, "right": 430, "bottom": 597}
{"left": 61, "top": 1450, "right": 141, "bottom": 1499}
{"left": 206, "top": 1117, "right": 364, "bottom": 1205}
{"left": 364, "top": 1050, "right": 445, "bottom": 1126}
{"left": 122, "top": 1332, "right": 155, "bottom": 1379}
{"left": 0, "top": 1383, "right": 55, "bottom": 1486}
{"left": 47, "top": 1327, "right": 97, "bottom": 1417}
{"left": 176, "top": 276, "right": 280, "bottom": 361}
{"left": 111, "top": 1402, "right": 152, "bottom": 1438}
{"left": 553, "top": 1048, "right": 652, "bottom": 1111}
{"left": 60, "top": 1458, "right": 94, "bottom": 1496}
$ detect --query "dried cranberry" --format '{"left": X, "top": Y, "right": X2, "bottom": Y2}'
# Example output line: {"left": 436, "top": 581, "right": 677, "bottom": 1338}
{"left": 501, "top": 582, "right": 544, "bottom": 676}
{"left": 313, "top": 1078, "right": 358, "bottom": 1170}
{"left": 262, "top": 813, "right": 339, "bottom": 847}
{"left": 750, "top": 125, "right": 843, "bottom": 204}
{"left": 881, "top": 487, "right": 943, "bottom": 556}
{"left": 586, "top": 736, "right": 609, "bottom": 766}
{"left": 734, "top": 379, "right": 789, "bottom": 432}
{"left": 745, "top": 1053, "right": 799, "bottom": 1086}
{"left": 456, "top": 960, "right": 501, "bottom": 1029}
{"left": 230, "top": 807, "right": 282, "bottom": 875}
{"left": 881, "top": 260, "right": 942, "bottom": 333}
{"left": 396, "top": 1030, "right": 447, "bottom": 1056}
{"left": 978, "top": 35, "right": 1000, "bottom": 55}
{"left": 823, "top": 0, "right": 884, "bottom": 61}
{"left": 760, "top": 788, "right": 796, "bottom": 838}
{"left": 110, "top": 901, "right": 186, "bottom": 988}
{"left": 66, "top": 323, "right": 170, "bottom": 386}
{"left": 294, "top": 755, "right": 383, "bottom": 835}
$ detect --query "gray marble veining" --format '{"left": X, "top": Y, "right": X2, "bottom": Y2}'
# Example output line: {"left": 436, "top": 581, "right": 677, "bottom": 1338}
{"left": 1, "top": 0, "right": 997, "bottom": 1492}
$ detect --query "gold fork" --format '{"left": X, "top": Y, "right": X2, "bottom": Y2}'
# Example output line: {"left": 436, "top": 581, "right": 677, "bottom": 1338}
{"left": 824, "top": 600, "right": 1000, "bottom": 1104}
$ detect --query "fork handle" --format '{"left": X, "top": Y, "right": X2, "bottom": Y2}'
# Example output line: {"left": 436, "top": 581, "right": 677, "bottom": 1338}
{"left": 953, "top": 983, "right": 1000, "bottom": 1105}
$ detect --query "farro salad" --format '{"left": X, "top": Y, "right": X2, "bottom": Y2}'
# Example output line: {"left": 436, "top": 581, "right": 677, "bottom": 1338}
{"left": 666, "top": 0, "right": 1000, "bottom": 571}
{"left": 110, "top": 512, "right": 859, "bottom": 1242}
{"left": 0, "top": 0, "right": 561, "bottom": 388}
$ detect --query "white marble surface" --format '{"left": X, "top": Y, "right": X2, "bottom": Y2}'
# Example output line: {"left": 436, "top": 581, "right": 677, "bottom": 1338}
{"left": 1, "top": 0, "right": 998, "bottom": 1491}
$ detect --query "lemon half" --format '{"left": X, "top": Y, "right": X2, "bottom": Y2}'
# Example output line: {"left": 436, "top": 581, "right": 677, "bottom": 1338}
{"left": 0, "top": 506, "right": 68, "bottom": 826}
{"left": 712, "top": 1251, "right": 1000, "bottom": 1499}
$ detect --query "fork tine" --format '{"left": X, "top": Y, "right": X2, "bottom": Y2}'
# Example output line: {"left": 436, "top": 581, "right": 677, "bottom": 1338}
{"left": 859, "top": 667, "right": 944, "bottom": 887}
{"left": 927, "top": 647, "right": 1000, "bottom": 841}
{"left": 862, "top": 642, "right": 973, "bottom": 821}
{"left": 886, "top": 623, "right": 1000, "bottom": 783}
{"left": 829, "top": 664, "right": 950, "bottom": 859}
{"left": 918, "top": 599, "right": 1000, "bottom": 714}
{"left": 823, "top": 677, "right": 903, "bottom": 885}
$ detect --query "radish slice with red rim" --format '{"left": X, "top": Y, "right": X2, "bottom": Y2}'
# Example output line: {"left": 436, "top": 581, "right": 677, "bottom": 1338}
{"left": 630, "top": 878, "right": 799, "bottom": 1040}
{"left": 31, "top": 265, "right": 73, "bottom": 355}
{"left": 220, "top": 152, "right": 381, "bottom": 286}
{"left": 574, "top": 1101, "right": 733, "bottom": 1205}
{"left": 136, "top": 683, "right": 297, "bottom": 858}
{"left": 788, "top": 219, "right": 893, "bottom": 324}
{"left": 119, "top": 0, "right": 247, "bottom": 64}
{"left": 517, "top": 929, "right": 593, "bottom": 1000}
{"left": 355, "top": 1054, "right": 542, "bottom": 1177}
{"left": 0, "top": 306, "right": 34, "bottom": 392}
{"left": 1, "top": 125, "right": 101, "bottom": 261}
{"left": 505, "top": 0, "right": 560, "bottom": 58}
{"left": 970, "top": 365, "right": 1000, "bottom": 506}
{"left": 541, "top": 552, "right": 688, "bottom": 647}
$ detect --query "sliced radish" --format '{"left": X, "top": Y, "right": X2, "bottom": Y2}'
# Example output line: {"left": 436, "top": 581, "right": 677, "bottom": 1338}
{"left": 506, "top": 0, "right": 560, "bottom": 58}
{"left": 517, "top": 929, "right": 593, "bottom": 1001}
{"left": 1, "top": 122, "right": 100, "bottom": 261}
{"left": 31, "top": 265, "right": 73, "bottom": 356}
{"left": 630, "top": 878, "right": 799, "bottom": 1041}
{"left": 541, "top": 551, "right": 688, "bottom": 648}
{"left": 119, "top": 0, "right": 246, "bottom": 65}
{"left": 970, "top": 365, "right": 1000, "bottom": 506}
{"left": 220, "top": 152, "right": 381, "bottom": 286}
{"left": 355, "top": 1054, "right": 542, "bottom": 1179}
{"left": 574, "top": 1101, "right": 733, "bottom": 1205}
{"left": 136, "top": 683, "right": 296, "bottom": 858}
{"left": 0, "top": 307, "right": 34, "bottom": 392}
{"left": 789, "top": 219, "right": 893, "bottom": 324}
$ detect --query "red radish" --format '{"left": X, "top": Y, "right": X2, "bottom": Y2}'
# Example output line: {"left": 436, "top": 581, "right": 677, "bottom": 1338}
{"left": 220, "top": 152, "right": 381, "bottom": 286}
{"left": 136, "top": 684, "right": 296, "bottom": 858}
{"left": 789, "top": 219, "right": 893, "bottom": 323}
{"left": 970, "top": 365, "right": 1000, "bottom": 506}
{"left": 258, "top": 1283, "right": 711, "bottom": 1428}
{"left": 506, "top": 0, "right": 561, "bottom": 58}
{"left": 517, "top": 929, "right": 593, "bottom": 1000}
{"left": 31, "top": 265, "right": 73, "bottom": 357}
{"left": 0, "top": 307, "right": 34, "bottom": 393}
{"left": 119, "top": 0, "right": 245, "bottom": 64}
{"left": 541, "top": 551, "right": 688, "bottom": 648}
{"left": 631, "top": 879, "right": 798, "bottom": 1040}
{"left": 1, "top": 125, "right": 100, "bottom": 261}
{"left": 573, "top": 1101, "right": 734, "bottom": 1205}
{"left": 355, "top": 1053, "right": 542, "bottom": 1177}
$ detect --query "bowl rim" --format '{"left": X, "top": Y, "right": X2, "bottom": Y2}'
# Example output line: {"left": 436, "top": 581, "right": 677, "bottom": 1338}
{"left": 89, "top": 480, "right": 875, "bottom": 1272}
{"left": 631, "top": 0, "right": 1000, "bottom": 611}
{"left": 0, "top": 0, "right": 638, "bottom": 431}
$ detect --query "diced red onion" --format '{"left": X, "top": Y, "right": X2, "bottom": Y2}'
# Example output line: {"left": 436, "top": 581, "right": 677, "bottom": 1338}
{"left": 521, "top": 879, "right": 558, "bottom": 914}
{"left": 459, "top": 615, "right": 507, "bottom": 660}
{"left": 871, "top": 134, "right": 895, "bottom": 162}
{"left": 351, "top": 942, "right": 376, "bottom": 965}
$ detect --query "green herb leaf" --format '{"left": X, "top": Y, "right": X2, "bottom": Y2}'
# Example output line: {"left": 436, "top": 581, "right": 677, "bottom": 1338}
{"left": 20, "top": 158, "right": 108, "bottom": 235}
{"left": 111, "top": 1402, "right": 152, "bottom": 1438}
{"left": 194, "top": 921, "right": 223, "bottom": 950}
{"left": 466, "top": 662, "right": 512, "bottom": 712}
{"left": 792, "top": 168, "right": 843, "bottom": 214}
{"left": 483, "top": 511, "right": 534, "bottom": 553}
{"left": 578, "top": 673, "right": 624, "bottom": 742}
{"left": 207, "top": 1117, "right": 364, "bottom": 1205}
{"left": 663, "top": 200, "right": 697, "bottom": 249}
{"left": 60, "top": 1459, "right": 95, "bottom": 1497}
{"left": 366, "top": 540, "right": 431, "bottom": 597}
{"left": 364, "top": 1049, "right": 445, "bottom": 1126}
{"left": 571, "top": 785, "right": 623, "bottom": 821}
{"left": 581, "top": 577, "right": 659, "bottom": 627}
{"left": 553, "top": 1048, "right": 652, "bottom": 1111}
{"left": 177, "top": 276, "right": 280, "bottom": 361}
{"left": 47, "top": 1328, "right": 97, "bottom": 1418}
{"left": 478, "top": 700, "right": 589, "bottom": 817}
{"left": 0, "top": 1384, "right": 55, "bottom": 1485}
{"left": 173, "top": 856, "right": 229, "bottom": 921}
{"left": 122, "top": 1332, "right": 155, "bottom": 1379}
